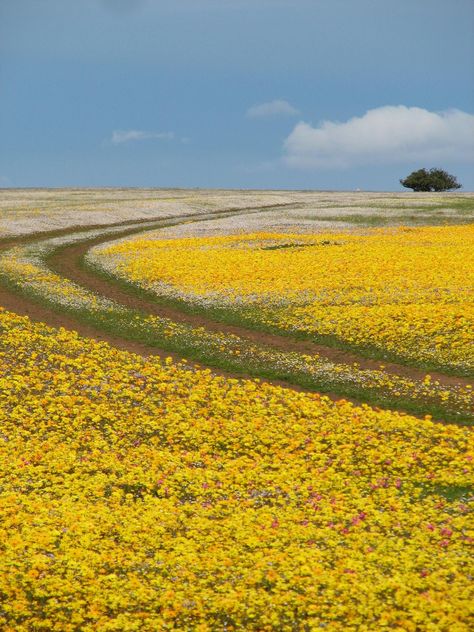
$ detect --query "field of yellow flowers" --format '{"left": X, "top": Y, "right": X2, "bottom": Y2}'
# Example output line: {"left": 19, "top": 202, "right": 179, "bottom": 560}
{"left": 0, "top": 308, "right": 473, "bottom": 631}
{"left": 1, "top": 224, "right": 471, "bottom": 421}
{"left": 1, "top": 191, "right": 474, "bottom": 630}
{"left": 95, "top": 224, "right": 474, "bottom": 376}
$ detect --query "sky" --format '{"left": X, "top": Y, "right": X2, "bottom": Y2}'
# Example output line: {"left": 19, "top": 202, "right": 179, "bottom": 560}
{"left": 1, "top": 0, "right": 473, "bottom": 190}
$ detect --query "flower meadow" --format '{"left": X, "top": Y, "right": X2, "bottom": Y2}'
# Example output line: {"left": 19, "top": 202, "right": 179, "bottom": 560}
{"left": 0, "top": 309, "right": 473, "bottom": 631}
{"left": 3, "top": 189, "right": 472, "bottom": 239}
{"left": 1, "top": 200, "right": 474, "bottom": 631}
{"left": 1, "top": 230, "right": 471, "bottom": 421}
{"left": 95, "top": 224, "right": 474, "bottom": 375}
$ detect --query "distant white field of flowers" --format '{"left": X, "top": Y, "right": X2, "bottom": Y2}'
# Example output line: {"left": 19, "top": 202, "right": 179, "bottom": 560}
{"left": 1, "top": 188, "right": 473, "bottom": 238}
{"left": 0, "top": 189, "right": 289, "bottom": 237}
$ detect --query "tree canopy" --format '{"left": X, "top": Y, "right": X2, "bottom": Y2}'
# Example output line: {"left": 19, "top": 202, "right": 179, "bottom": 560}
{"left": 400, "top": 168, "right": 462, "bottom": 192}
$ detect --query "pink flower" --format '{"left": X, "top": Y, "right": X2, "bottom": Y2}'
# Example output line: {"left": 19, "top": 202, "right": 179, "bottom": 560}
{"left": 440, "top": 527, "right": 453, "bottom": 537}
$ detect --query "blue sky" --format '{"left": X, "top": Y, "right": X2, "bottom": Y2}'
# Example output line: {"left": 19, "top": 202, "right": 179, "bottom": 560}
{"left": 1, "top": 0, "right": 473, "bottom": 190}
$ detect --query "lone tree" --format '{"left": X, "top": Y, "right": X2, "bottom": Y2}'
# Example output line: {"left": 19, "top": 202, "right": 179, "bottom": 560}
{"left": 400, "top": 168, "right": 462, "bottom": 192}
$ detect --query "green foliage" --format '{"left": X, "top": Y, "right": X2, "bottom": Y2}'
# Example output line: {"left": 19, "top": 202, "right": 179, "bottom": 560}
{"left": 429, "top": 168, "right": 462, "bottom": 192}
{"left": 400, "top": 168, "right": 462, "bottom": 192}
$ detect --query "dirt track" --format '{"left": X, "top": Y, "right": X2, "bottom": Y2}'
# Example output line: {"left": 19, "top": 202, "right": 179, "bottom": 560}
{"left": 0, "top": 211, "right": 471, "bottom": 415}
{"left": 48, "top": 223, "right": 471, "bottom": 389}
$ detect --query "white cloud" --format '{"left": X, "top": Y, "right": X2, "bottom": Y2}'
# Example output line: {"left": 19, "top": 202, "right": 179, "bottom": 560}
{"left": 284, "top": 106, "right": 474, "bottom": 168}
{"left": 247, "top": 99, "right": 299, "bottom": 119}
{"left": 111, "top": 130, "right": 174, "bottom": 144}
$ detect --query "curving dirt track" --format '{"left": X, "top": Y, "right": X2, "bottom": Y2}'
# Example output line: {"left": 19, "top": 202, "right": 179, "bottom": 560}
{"left": 0, "top": 209, "right": 471, "bottom": 417}
{"left": 47, "top": 223, "right": 471, "bottom": 389}
{"left": 0, "top": 209, "right": 362, "bottom": 402}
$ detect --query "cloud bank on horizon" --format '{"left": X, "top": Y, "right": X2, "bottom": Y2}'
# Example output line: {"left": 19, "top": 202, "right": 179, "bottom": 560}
{"left": 284, "top": 106, "right": 474, "bottom": 169}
